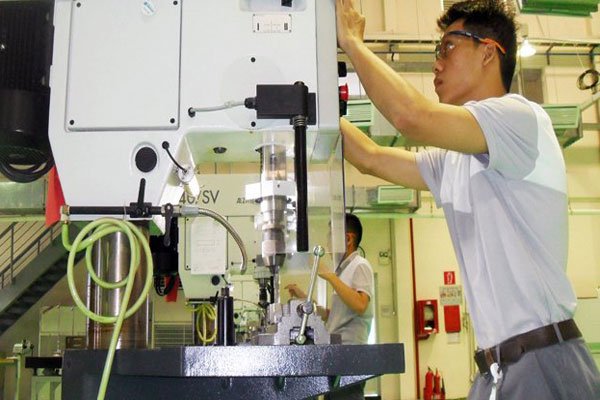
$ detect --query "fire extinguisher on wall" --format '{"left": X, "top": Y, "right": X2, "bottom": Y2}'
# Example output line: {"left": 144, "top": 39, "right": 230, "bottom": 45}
{"left": 433, "top": 369, "right": 446, "bottom": 400}
{"left": 424, "top": 367, "right": 434, "bottom": 400}
{"left": 440, "top": 375, "right": 446, "bottom": 400}
{"left": 433, "top": 369, "right": 441, "bottom": 399}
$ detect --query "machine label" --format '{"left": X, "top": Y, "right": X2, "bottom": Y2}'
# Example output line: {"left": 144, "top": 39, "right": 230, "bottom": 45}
{"left": 182, "top": 189, "right": 220, "bottom": 206}
{"left": 253, "top": 14, "right": 292, "bottom": 33}
{"left": 198, "top": 189, "right": 220, "bottom": 205}
{"left": 180, "top": 174, "right": 261, "bottom": 216}
{"left": 190, "top": 218, "right": 227, "bottom": 275}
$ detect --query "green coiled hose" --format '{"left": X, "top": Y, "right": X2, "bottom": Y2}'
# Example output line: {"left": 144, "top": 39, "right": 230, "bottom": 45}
{"left": 62, "top": 218, "right": 153, "bottom": 400}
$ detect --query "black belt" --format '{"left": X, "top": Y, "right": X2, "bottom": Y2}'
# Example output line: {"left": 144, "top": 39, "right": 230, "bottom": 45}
{"left": 474, "top": 319, "right": 581, "bottom": 375}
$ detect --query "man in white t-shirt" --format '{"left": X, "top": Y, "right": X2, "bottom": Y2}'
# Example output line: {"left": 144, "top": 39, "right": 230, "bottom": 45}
{"left": 286, "top": 213, "right": 374, "bottom": 399}
{"left": 336, "top": 0, "right": 600, "bottom": 399}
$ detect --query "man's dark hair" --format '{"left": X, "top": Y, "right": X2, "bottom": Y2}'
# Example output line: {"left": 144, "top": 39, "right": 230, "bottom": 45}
{"left": 345, "top": 213, "right": 363, "bottom": 248}
{"left": 437, "top": 0, "right": 517, "bottom": 92}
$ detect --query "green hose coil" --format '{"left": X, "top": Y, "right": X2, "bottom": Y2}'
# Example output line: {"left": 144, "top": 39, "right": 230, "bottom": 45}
{"left": 62, "top": 218, "right": 153, "bottom": 400}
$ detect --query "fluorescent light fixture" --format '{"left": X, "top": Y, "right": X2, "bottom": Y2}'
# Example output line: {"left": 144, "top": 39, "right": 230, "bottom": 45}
{"left": 519, "top": 37, "right": 536, "bottom": 57}
{"left": 518, "top": 0, "right": 600, "bottom": 17}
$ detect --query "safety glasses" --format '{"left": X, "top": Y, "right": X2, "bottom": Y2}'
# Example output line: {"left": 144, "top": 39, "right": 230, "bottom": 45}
{"left": 434, "top": 30, "right": 507, "bottom": 61}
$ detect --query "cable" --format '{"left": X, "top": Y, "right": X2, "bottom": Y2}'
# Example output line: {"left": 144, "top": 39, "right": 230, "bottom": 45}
{"left": 179, "top": 206, "right": 248, "bottom": 274}
{"left": 62, "top": 219, "right": 153, "bottom": 400}
{"left": 0, "top": 157, "right": 54, "bottom": 183}
{"left": 199, "top": 207, "right": 248, "bottom": 274}
{"left": 154, "top": 276, "right": 164, "bottom": 296}
{"left": 358, "top": 245, "right": 366, "bottom": 258}
{"left": 234, "top": 298, "right": 265, "bottom": 310}
{"left": 195, "top": 303, "right": 217, "bottom": 345}
{"left": 188, "top": 100, "right": 245, "bottom": 116}
{"left": 161, "top": 141, "right": 187, "bottom": 172}
{"left": 154, "top": 275, "right": 177, "bottom": 296}
{"left": 577, "top": 69, "right": 599, "bottom": 91}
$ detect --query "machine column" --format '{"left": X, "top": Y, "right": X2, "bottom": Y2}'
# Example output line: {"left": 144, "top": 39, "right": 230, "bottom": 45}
{"left": 87, "top": 225, "right": 151, "bottom": 349}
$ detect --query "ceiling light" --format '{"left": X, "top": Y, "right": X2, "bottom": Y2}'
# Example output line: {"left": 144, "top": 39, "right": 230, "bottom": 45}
{"left": 519, "top": 37, "right": 536, "bottom": 57}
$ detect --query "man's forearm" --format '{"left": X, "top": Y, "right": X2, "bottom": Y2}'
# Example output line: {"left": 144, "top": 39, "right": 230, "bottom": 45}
{"left": 341, "top": 118, "right": 428, "bottom": 190}
{"left": 340, "top": 118, "right": 378, "bottom": 175}
{"left": 322, "top": 273, "right": 368, "bottom": 315}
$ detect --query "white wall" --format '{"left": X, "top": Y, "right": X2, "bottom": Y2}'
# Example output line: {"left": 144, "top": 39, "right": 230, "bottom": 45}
{"left": 361, "top": 218, "right": 400, "bottom": 398}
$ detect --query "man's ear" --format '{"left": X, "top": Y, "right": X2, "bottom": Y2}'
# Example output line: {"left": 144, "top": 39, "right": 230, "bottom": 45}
{"left": 482, "top": 44, "right": 496, "bottom": 66}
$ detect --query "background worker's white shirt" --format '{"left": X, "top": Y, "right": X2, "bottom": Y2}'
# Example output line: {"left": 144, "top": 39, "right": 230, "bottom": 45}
{"left": 326, "top": 251, "right": 374, "bottom": 345}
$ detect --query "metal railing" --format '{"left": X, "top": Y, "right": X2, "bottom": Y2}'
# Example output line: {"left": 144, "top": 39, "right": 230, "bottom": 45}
{"left": 0, "top": 221, "right": 62, "bottom": 289}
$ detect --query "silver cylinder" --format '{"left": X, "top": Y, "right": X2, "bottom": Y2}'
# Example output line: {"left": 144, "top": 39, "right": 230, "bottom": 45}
{"left": 259, "top": 143, "right": 288, "bottom": 269}
{"left": 271, "top": 266, "right": 280, "bottom": 305}
{"left": 86, "top": 226, "right": 151, "bottom": 350}
{"left": 260, "top": 143, "right": 287, "bottom": 181}
{"left": 260, "top": 196, "right": 287, "bottom": 268}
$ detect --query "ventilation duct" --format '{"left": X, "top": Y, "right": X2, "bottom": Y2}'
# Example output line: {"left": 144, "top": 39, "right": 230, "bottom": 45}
{"left": 542, "top": 104, "right": 583, "bottom": 148}
{"left": 443, "top": 0, "right": 598, "bottom": 17}
{"left": 517, "top": 0, "right": 600, "bottom": 17}
{"left": 346, "top": 184, "right": 420, "bottom": 214}
{"left": 345, "top": 100, "right": 421, "bottom": 148}
{"left": 441, "top": 0, "right": 464, "bottom": 11}
{"left": 442, "top": 1, "right": 520, "bottom": 12}
{"left": 346, "top": 100, "right": 583, "bottom": 149}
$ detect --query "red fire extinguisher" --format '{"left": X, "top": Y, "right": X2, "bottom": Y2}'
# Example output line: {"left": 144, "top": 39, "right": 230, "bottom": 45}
{"left": 440, "top": 375, "right": 446, "bottom": 400}
{"left": 433, "top": 369, "right": 441, "bottom": 398}
{"left": 433, "top": 369, "right": 446, "bottom": 399}
{"left": 424, "top": 367, "right": 434, "bottom": 400}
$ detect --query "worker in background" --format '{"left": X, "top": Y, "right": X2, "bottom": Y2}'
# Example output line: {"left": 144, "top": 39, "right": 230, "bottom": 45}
{"left": 335, "top": 0, "right": 600, "bottom": 399}
{"left": 286, "top": 213, "right": 374, "bottom": 400}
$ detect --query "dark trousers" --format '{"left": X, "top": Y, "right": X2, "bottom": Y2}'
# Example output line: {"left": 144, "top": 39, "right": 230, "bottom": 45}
{"left": 469, "top": 338, "right": 600, "bottom": 400}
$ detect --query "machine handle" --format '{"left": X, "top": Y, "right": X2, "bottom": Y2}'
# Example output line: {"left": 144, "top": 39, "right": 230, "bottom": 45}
{"left": 296, "top": 245, "right": 325, "bottom": 344}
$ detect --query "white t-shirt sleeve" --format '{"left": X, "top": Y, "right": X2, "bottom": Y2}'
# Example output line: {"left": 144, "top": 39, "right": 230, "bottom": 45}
{"left": 415, "top": 149, "right": 447, "bottom": 207}
{"left": 352, "top": 262, "right": 374, "bottom": 299}
{"left": 465, "top": 96, "right": 539, "bottom": 179}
